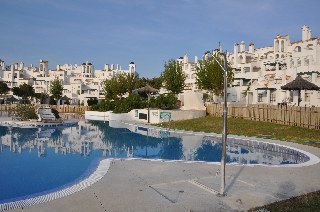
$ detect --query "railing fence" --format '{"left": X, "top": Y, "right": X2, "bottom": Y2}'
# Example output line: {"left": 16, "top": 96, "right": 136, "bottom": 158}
{"left": 206, "top": 104, "right": 320, "bottom": 129}
{"left": 0, "top": 104, "right": 89, "bottom": 114}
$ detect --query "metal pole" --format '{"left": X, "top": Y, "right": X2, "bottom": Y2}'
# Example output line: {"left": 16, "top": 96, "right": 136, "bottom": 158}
{"left": 147, "top": 94, "right": 150, "bottom": 123}
{"left": 219, "top": 51, "right": 228, "bottom": 196}
{"left": 211, "top": 51, "right": 228, "bottom": 196}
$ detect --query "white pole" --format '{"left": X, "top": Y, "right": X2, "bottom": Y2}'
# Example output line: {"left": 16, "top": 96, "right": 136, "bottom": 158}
{"left": 212, "top": 51, "right": 228, "bottom": 197}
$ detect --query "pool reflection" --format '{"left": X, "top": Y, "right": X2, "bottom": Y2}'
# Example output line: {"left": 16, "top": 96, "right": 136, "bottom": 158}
{"left": 0, "top": 120, "right": 310, "bottom": 165}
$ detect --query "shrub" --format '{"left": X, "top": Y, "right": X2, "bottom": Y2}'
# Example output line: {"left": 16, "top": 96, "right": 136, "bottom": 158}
{"left": 49, "top": 96, "right": 56, "bottom": 105}
{"left": 150, "top": 94, "right": 179, "bottom": 110}
{"left": 13, "top": 104, "right": 38, "bottom": 121}
{"left": 90, "top": 99, "right": 115, "bottom": 112}
{"left": 51, "top": 108, "right": 60, "bottom": 119}
{"left": 113, "top": 98, "right": 131, "bottom": 113}
{"left": 90, "top": 93, "right": 179, "bottom": 113}
{"left": 87, "top": 97, "right": 98, "bottom": 106}
{"left": 125, "top": 93, "right": 147, "bottom": 110}
{"left": 113, "top": 94, "right": 146, "bottom": 113}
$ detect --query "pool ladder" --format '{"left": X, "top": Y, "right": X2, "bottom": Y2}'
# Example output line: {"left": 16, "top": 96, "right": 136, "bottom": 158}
{"left": 161, "top": 118, "right": 175, "bottom": 131}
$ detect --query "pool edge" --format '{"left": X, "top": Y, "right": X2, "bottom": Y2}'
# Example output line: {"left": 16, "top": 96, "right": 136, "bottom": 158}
{"left": 0, "top": 159, "right": 111, "bottom": 211}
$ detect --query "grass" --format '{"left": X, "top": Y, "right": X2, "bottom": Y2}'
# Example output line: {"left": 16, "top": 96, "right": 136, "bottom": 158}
{"left": 160, "top": 116, "right": 320, "bottom": 147}
{"left": 249, "top": 190, "right": 320, "bottom": 212}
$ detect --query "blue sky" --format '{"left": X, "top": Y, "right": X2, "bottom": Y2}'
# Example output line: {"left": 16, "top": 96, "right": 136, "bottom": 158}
{"left": 1, "top": 0, "right": 319, "bottom": 78}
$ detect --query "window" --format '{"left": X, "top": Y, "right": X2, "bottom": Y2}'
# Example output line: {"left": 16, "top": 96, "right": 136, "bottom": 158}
{"left": 306, "top": 44, "right": 313, "bottom": 50}
{"left": 281, "top": 40, "right": 285, "bottom": 52}
{"left": 275, "top": 40, "right": 279, "bottom": 52}
{"left": 290, "top": 60, "right": 294, "bottom": 68}
{"left": 305, "top": 93, "right": 310, "bottom": 102}
{"left": 239, "top": 55, "right": 245, "bottom": 63}
{"left": 295, "top": 46, "right": 302, "bottom": 52}
{"left": 297, "top": 59, "right": 301, "bottom": 67}
{"left": 270, "top": 93, "right": 276, "bottom": 103}
{"left": 258, "top": 93, "right": 263, "bottom": 102}
{"left": 304, "top": 58, "right": 309, "bottom": 66}
{"left": 275, "top": 79, "right": 282, "bottom": 84}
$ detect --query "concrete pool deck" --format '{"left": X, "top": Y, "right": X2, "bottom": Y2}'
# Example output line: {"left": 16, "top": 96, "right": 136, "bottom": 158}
{"left": 8, "top": 139, "right": 320, "bottom": 212}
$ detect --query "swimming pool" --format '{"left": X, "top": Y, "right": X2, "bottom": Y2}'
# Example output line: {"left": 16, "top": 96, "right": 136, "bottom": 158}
{"left": 0, "top": 120, "right": 317, "bottom": 206}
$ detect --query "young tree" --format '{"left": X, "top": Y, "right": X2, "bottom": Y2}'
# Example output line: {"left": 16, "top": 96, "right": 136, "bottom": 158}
{"left": 135, "top": 77, "right": 148, "bottom": 89}
{"left": 49, "top": 78, "right": 63, "bottom": 104}
{"left": 162, "top": 59, "right": 186, "bottom": 94}
{"left": 0, "top": 81, "right": 10, "bottom": 96}
{"left": 146, "top": 77, "right": 163, "bottom": 90}
{"left": 103, "top": 77, "right": 127, "bottom": 100}
{"left": 12, "top": 83, "right": 35, "bottom": 103}
{"left": 120, "top": 73, "right": 138, "bottom": 95}
{"left": 195, "top": 52, "right": 233, "bottom": 100}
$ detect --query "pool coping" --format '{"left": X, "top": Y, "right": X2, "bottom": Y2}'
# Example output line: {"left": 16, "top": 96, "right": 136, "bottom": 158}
{"left": 0, "top": 159, "right": 111, "bottom": 211}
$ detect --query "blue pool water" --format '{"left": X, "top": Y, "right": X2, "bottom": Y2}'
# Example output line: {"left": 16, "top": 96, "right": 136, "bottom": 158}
{"left": 0, "top": 120, "right": 310, "bottom": 203}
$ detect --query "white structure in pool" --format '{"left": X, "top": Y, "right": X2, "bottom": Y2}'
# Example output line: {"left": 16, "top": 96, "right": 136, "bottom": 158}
{"left": 0, "top": 60, "right": 137, "bottom": 105}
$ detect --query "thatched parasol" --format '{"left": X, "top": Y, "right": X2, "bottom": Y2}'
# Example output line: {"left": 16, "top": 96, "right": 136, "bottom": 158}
{"left": 133, "top": 85, "right": 158, "bottom": 123}
{"left": 281, "top": 75, "right": 320, "bottom": 106}
{"left": 133, "top": 84, "right": 158, "bottom": 94}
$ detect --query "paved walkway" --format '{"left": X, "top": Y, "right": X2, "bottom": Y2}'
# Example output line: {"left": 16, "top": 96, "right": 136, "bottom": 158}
{"left": 8, "top": 139, "right": 320, "bottom": 212}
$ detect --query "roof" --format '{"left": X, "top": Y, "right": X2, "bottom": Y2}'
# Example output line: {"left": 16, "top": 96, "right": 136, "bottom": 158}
{"left": 256, "top": 87, "right": 277, "bottom": 91}
{"left": 133, "top": 84, "right": 158, "bottom": 94}
{"left": 281, "top": 75, "right": 320, "bottom": 91}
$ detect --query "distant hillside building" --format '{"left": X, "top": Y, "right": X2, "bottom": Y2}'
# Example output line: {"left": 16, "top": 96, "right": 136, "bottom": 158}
{"left": 0, "top": 60, "right": 137, "bottom": 105}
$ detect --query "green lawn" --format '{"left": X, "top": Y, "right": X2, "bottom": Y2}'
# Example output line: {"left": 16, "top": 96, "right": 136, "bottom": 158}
{"left": 249, "top": 190, "right": 320, "bottom": 212}
{"left": 160, "top": 116, "right": 320, "bottom": 147}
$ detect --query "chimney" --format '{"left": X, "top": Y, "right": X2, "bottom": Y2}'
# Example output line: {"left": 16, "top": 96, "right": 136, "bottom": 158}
{"left": 234, "top": 43, "right": 239, "bottom": 66}
{"left": 249, "top": 42, "right": 255, "bottom": 53}
{"left": 234, "top": 42, "right": 239, "bottom": 54}
{"left": 240, "top": 41, "right": 245, "bottom": 52}
{"left": 302, "top": 25, "right": 311, "bottom": 41}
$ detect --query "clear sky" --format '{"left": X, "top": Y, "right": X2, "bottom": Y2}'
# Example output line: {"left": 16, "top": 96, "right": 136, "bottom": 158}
{"left": 1, "top": 0, "right": 319, "bottom": 78}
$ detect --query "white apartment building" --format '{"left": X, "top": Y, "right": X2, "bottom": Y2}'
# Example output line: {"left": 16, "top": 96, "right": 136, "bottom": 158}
{"left": 228, "top": 25, "right": 320, "bottom": 106}
{"left": 0, "top": 59, "right": 137, "bottom": 105}
{"left": 178, "top": 25, "right": 320, "bottom": 107}
{"left": 177, "top": 54, "right": 198, "bottom": 91}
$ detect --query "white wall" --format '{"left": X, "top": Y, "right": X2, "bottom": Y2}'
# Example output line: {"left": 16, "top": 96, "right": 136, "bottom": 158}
{"left": 85, "top": 109, "right": 206, "bottom": 124}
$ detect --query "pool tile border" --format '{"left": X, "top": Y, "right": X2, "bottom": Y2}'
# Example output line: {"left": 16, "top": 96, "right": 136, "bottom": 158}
{"left": 118, "top": 120, "right": 320, "bottom": 168}
{"left": 0, "top": 159, "right": 111, "bottom": 211}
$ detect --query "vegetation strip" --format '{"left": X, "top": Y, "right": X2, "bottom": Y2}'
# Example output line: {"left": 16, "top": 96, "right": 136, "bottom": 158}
{"left": 159, "top": 116, "right": 320, "bottom": 147}
{"left": 249, "top": 190, "right": 320, "bottom": 212}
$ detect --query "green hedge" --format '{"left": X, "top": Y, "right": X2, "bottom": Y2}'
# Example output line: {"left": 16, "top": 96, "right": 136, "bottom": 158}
{"left": 90, "top": 93, "right": 179, "bottom": 113}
